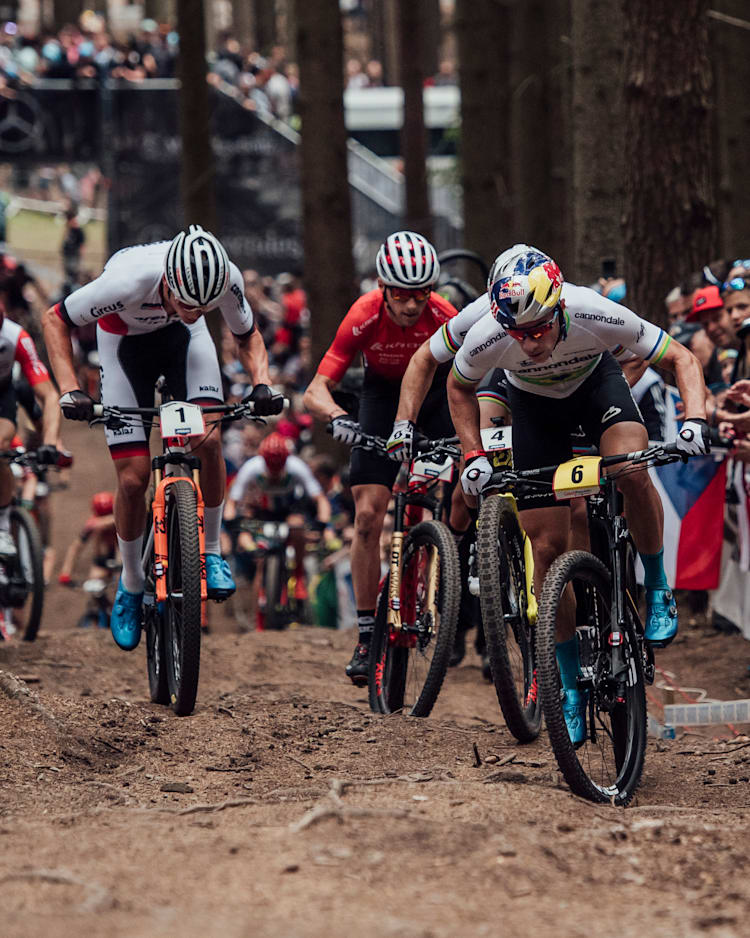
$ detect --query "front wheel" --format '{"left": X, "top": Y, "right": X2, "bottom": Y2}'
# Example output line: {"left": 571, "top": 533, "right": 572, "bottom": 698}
{"left": 10, "top": 506, "right": 45, "bottom": 641}
{"left": 536, "top": 550, "right": 647, "bottom": 806}
{"left": 163, "top": 480, "right": 204, "bottom": 716}
{"left": 477, "top": 496, "right": 541, "bottom": 742}
{"left": 368, "top": 520, "right": 459, "bottom": 717}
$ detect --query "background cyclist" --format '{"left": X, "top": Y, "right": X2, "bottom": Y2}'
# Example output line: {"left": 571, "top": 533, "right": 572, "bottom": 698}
{"left": 303, "top": 230, "right": 458, "bottom": 685}
{"left": 446, "top": 246, "right": 709, "bottom": 744}
{"left": 41, "top": 225, "right": 284, "bottom": 652}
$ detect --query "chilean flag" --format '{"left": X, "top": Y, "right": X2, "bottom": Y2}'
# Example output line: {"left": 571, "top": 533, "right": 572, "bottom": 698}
{"left": 649, "top": 454, "right": 727, "bottom": 590}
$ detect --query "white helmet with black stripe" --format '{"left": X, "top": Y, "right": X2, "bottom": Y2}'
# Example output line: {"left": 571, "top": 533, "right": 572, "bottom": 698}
{"left": 376, "top": 230, "right": 440, "bottom": 289}
{"left": 164, "top": 224, "right": 230, "bottom": 308}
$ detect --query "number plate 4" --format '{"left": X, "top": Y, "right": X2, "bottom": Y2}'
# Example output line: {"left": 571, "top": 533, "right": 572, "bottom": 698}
{"left": 159, "top": 401, "right": 205, "bottom": 437}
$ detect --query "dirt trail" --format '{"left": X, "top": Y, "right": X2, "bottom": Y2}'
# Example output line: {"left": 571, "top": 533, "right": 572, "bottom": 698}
{"left": 1, "top": 422, "right": 749, "bottom": 938}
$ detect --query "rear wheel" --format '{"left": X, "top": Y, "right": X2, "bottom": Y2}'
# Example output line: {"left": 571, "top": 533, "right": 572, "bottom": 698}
{"left": 536, "top": 550, "right": 647, "bottom": 806}
{"left": 477, "top": 496, "right": 541, "bottom": 742}
{"left": 10, "top": 507, "right": 45, "bottom": 642}
{"left": 163, "top": 480, "right": 203, "bottom": 716}
{"left": 262, "top": 551, "right": 287, "bottom": 630}
{"left": 368, "top": 520, "right": 459, "bottom": 717}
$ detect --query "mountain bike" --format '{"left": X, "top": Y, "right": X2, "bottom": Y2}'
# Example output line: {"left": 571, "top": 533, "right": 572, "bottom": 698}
{"left": 535, "top": 442, "right": 704, "bottom": 805}
{"left": 91, "top": 389, "right": 265, "bottom": 715}
{"left": 363, "top": 433, "right": 462, "bottom": 717}
{"left": 475, "top": 427, "right": 544, "bottom": 743}
{"left": 0, "top": 448, "right": 68, "bottom": 641}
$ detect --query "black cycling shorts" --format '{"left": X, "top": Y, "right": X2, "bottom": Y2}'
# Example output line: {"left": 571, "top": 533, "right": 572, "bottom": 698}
{"left": 509, "top": 352, "right": 643, "bottom": 508}
{"left": 0, "top": 382, "right": 17, "bottom": 425}
{"left": 349, "top": 363, "right": 454, "bottom": 488}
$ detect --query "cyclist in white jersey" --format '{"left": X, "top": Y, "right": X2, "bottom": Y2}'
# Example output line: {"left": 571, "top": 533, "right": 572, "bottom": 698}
{"left": 390, "top": 245, "right": 709, "bottom": 745}
{"left": 42, "top": 225, "right": 284, "bottom": 651}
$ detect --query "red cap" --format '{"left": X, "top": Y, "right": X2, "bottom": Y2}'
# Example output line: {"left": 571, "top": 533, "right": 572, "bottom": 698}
{"left": 686, "top": 285, "right": 723, "bottom": 322}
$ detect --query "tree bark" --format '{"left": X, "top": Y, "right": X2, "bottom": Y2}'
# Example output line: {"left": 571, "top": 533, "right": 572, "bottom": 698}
{"left": 455, "top": 0, "right": 512, "bottom": 270}
{"left": 253, "top": 0, "right": 278, "bottom": 56}
{"left": 571, "top": 0, "right": 624, "bottom": 284}
{"left": 710, "top": 2, "right": 750, "bottom": 259}
{"left": 232, "top": 0, "right": 254, "bottom": 51}
{"left": 294, "top": 0, "right": 357, "bottom": 377}
{"left": 398, "top": 0, "right": 432, "bottom": 239}
{"left": 623, "top": 0, "right": 716, "bottom": 328}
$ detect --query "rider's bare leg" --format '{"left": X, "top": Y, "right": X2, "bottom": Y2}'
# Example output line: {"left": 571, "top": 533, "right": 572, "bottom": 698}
{"left": 113, "top": 452, "right": 150, "bottom": 592}
{"left": 521, "top": 504, "right": 574, "bottom": 639}
{"left": 192, "top": 430, "right": 225, "bottom": 554}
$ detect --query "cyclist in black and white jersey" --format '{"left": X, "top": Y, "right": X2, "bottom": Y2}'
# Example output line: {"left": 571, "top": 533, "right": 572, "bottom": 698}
{"left": 389, "top": 244, "right": 709, "bottom": 745}
{"left": 42, "top": 225, "right": 284, "bottom": 651}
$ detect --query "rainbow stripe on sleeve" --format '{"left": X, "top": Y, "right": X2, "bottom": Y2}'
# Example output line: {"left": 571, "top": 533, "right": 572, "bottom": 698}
{"left": 645, "top": 330, "right": 672, "bottom": 364}
{"left": 451, "top": 359, "right": 479, "bottom": 386}
{"left": 440, "top": 322, "right": 461, "bottom": 357}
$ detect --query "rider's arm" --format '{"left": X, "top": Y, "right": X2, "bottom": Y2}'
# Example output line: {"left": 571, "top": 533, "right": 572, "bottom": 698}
{"left": 59, "top": 534, "right": 85, "bottom": 581}
{"left": 42, "top": 306, "right": 80, "bottom": 394}
{"left": 236, "top": 329, "right": 273, "bottom": 387}
{"left": 657, "top": 341, "right": 707, "bottom": 420}
{"left": 447, "top": 370, "right": 483, "bottom": 455}
{"left": 303, "top": 372, "right": 348, "bottom": 423}
{"left": 32, "top": 379, "right": 62, "bottom": 447}
{"left": 394, "top": 340, "right": 439, "bottom": 422}
{"left": 315, "top": 493, "right": 332, "bottom": 525}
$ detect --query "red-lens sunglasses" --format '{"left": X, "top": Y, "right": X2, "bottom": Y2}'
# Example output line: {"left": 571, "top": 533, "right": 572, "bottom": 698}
{"left": 387, "top": 286, "right": 432, "bottom": 302}
{"left": 506, "top": 317, "right": 557, "bottom": 342}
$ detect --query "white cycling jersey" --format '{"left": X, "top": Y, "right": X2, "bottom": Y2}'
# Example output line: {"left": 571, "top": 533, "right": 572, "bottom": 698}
{"left": 434, "top": 283, "right": 670, "bottom": 399}
{"left": 229, "top": 454, "right": 323, "bottom": 503}
{"left": 55, "top": 241, "right": 254, "bottom": 337}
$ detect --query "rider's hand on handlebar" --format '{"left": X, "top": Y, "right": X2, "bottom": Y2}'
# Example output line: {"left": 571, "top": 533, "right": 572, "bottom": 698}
{"left": 59, "top": 389, "right": 95, "bottom": 422}
{"left": 386, "top": 419, "right": 417, "bottom": 462}
{"left": 460, "top": 453, "right": 493, "bottom": 495}
{"left": 36, "top": 444, "right": 60, "bottom": 466}
{"left": 245, "top": 384, "right": 284, "bottom": 416}
{"left": 328, "top": 415, "right": 362, "bottom": 446}
{"left": 675, "top": 417, "right": 711, "bottom": 456}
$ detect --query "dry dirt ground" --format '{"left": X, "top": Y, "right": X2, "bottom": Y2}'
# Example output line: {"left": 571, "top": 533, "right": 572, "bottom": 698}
{"left": 1, "top": 422, "right": 750, "bottom": 938}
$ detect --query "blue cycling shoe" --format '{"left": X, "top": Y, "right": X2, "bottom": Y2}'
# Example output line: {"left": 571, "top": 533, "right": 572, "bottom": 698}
{"left": 110, "top": 579, "right": 143, "bottom": 651}
{"left": 645, "top": 588, "right": 678, "bottom": 648}
{"left": 561, "top": 688, "right": 588, "bottom": 748}
{"left": 206, "top": 554, "right": 236, "bottom": 601}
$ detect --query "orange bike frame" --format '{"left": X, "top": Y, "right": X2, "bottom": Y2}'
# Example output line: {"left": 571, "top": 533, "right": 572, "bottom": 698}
{"left": 151, "top": 473, "right": 208, "bottom": 604}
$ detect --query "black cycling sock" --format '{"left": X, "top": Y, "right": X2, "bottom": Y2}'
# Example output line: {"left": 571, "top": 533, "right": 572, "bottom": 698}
{"left": 356, "top": 609, "right": 375, "bottom": 646}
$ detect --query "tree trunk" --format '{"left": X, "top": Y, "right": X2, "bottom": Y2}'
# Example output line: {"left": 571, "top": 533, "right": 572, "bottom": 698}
{"left": 253, "top": 0, "right": 278, "bottom": 56}
{"left": 710, "top": 2, "right": 750, "bottom": 259}
{"left": 294, "top": 0, "right": 357, "bottom": 378}
{"left": 570, "top": 0, "right": 624, "bottom": 285}
{"left": 382, "top": 0, "right": 400, "bottom": 86}
{"left": 422, "top": 0, "right": 441, "bottom": 80}
{"left": 232, "top": 0, "right": 254, "bottom": 51}
{"left": 398, "top": 0, "right": 432, "bottom": 239}
{"left": 143, "top": 0, "right": 172, "bottom": 23}
{"left": 623, "top": 0, "right": 716, "bottom": 328}
{"left": 53, "top": 0, "right": 83, "bottom": 29}
{"left": 455, "top": 0, "right": 511, "bottom": 270}
{"left": 510, "top": 0, "right": 571, "bottom": 269}
{"left": 176, "top": 0, "right": 220, "bottom": 346}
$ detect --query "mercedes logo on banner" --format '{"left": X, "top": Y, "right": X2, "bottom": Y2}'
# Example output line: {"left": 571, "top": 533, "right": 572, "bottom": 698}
{"left": 0, "top": 92, "right": 44, "bottom": 154}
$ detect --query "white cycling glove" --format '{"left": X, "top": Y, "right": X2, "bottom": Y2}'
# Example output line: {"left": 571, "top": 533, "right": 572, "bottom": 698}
{"left": 328, "top": 415, "right": 362, "bottom": 446}
{"left": 675, "top": 418, "right": 710, "bottom": 456}
{"left": 461, "top": 454, "right": 493, "bottom": 495}
{"left": 386, "top": 419, "right": 416, "bottom": 462}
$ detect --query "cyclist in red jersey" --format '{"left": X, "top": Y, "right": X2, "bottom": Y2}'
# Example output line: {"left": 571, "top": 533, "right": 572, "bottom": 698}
{"left": 304, "top": 231, "right": 458, "bottom": 684}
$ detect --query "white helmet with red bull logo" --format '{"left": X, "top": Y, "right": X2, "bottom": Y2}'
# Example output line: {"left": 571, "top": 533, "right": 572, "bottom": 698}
{"left": 488, "top": 246, "right": 564, "bottom": 330}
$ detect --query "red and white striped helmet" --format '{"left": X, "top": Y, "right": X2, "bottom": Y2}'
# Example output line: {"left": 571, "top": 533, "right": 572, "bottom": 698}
{"left": 376, "top": 231, "right": 440, "bottom": 289}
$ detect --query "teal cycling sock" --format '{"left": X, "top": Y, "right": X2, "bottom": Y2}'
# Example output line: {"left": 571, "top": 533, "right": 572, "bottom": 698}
{"left": 556, "top": 637, "right": 580, "bottom": 690}
{"left": 639, "top": 547, "right": 669, "bottom": 590}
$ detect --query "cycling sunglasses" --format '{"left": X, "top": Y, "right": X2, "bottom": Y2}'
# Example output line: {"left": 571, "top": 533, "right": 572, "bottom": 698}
{"left": 733, "top": 258, "right": 750, "bottom": 269}
{"left": 722, "top": 276, "right": 750, "bottom": 293}
{"left": 387, "top": 285, "right": 432, "bottom": 302}
{"left": 505, "top": 313, "right": 558, "bottom": 342}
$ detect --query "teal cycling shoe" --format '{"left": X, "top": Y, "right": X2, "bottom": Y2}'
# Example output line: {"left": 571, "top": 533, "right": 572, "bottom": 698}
{"left": 206, "top": 554, "right": 236, "bottom": 601}
{"left": 110, "top": 579, "right": 143, "bottom": 651}
{"left": 561, "top": 688, "right": 588, "bottom": 748}
{"left": 645, "top": 588, "right": 678, "bottom": 648}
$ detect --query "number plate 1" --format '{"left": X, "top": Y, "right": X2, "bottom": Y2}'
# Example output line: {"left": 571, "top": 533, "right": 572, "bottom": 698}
{"left": 552, "top": 456, "right": 602, "bottom": 500}
{"left": 159, "top": 401, "right": 205, "bottom": 437}
{"left": 481, "top": 425, "right": 513, "bottom": 469}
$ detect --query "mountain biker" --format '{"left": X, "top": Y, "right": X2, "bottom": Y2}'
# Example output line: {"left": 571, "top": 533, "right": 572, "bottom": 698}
{"left": 444, "top": 246, "right": 709, "bottom": 744}
{"left": 41, "top": 225, "right": 284, "bottom": 651}
{"left": 0, "top": 283, "right": 62, "bottom": 560}
{"left": 224, "top": 430, "right": 332, "bottom": 602}
{"left": 303, "top": 230, "right": 459, "bottom": 685}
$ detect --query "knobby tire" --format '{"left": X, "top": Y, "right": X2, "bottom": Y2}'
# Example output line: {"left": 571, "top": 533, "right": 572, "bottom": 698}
{"left": 12, "top": 506, "right": 45, "bottom": 641}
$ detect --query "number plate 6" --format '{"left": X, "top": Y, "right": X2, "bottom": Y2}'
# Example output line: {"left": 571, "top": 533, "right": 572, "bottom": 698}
{"left": 552, "top": 455, "right": 602, "bottom": 500}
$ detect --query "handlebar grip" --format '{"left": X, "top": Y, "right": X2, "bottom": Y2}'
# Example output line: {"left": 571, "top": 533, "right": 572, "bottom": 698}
{"left": 92, "top": 404, "right": 104, "bottom": 418}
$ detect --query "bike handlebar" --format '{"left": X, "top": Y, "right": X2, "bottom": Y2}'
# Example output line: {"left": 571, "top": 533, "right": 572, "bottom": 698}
{"left": 89, "top": 400, "right": 266, "bottom": 430}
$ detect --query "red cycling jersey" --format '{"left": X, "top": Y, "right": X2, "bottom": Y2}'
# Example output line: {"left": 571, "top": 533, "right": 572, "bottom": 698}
{"left": 317, "top": 289, "right": 457, "bottom": 383}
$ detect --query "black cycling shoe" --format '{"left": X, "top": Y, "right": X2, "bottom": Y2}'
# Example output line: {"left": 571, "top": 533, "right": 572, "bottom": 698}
{"left": 346, "top": 643, "right": 370, "bottom": 687}
{"left": 449, "top": 629, "right": 466, "bottom": 667}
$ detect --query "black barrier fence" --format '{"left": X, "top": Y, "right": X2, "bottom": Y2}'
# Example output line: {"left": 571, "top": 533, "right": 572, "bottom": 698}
{"left": 1, "top": 79, "right": 460, "bottom": 276}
